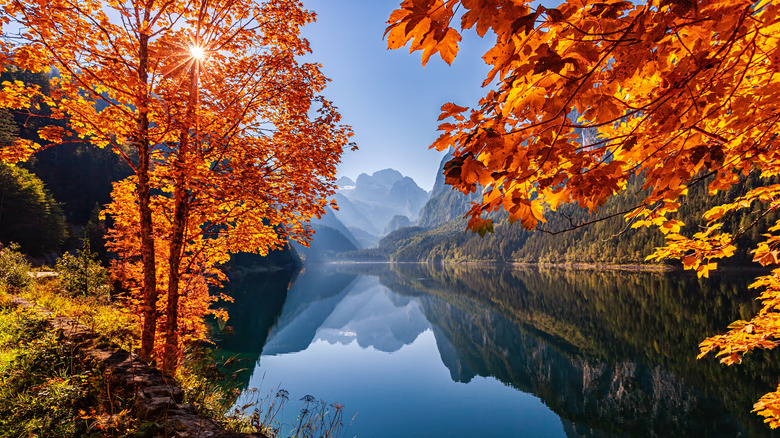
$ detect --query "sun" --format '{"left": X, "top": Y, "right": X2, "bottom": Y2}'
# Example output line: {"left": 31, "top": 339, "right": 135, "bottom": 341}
{"left": 190, "top": 45, "right": 206, "bottom": 61}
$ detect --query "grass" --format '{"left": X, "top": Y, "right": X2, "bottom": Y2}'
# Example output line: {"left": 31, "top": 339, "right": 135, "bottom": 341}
{"left": 0, "top": 243, "right": 354, "bottom": 438}
{"left": 0, "top": 260, "right": 141, "bottom": 438}
{"left": 0, "top": 275, "right": 255, "bottom": 437}
{"left": 16, "top": 278, "right": 139, "bottom": 354}
{"left": 0, "top": 287, "right": 138, "bottom": 437}
{"left": 174, "top": 344, "right": 353, "bottom": 438}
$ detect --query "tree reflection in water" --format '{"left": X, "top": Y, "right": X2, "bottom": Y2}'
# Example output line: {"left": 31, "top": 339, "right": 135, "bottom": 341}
{"left": 219, "top": 264, "right": 780, "bottom": 438}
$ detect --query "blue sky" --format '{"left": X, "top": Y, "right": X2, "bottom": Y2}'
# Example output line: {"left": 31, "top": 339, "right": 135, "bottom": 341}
{"left": 301, "top": 0, "right": 494, "bottom": 191}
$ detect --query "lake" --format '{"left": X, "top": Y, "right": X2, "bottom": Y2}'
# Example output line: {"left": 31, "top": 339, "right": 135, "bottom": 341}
{"left": 216, "top": 263, "right": 780, "bottom": 438}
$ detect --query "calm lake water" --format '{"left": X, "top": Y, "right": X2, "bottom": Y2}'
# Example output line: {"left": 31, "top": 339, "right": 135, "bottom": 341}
{"left": 216, "top": 264, "right": 780, "bottom": 438}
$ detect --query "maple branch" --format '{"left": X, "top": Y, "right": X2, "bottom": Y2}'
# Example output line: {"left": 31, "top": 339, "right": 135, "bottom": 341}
{"left": 535, "top": 203, "right": 647, "bottom": 235}
{"left": 691, "top": 126, "right": 728, "bottom": 145}
{"left": 711, "top": 199, "right": 780, "bottom": 256}
{"left": 606, "top": 203, "right": 656, "bottom": 241}
{"left": 64, "top": 0, "right": 139, "bottom": 72}
{"left": 562, "top": 19, "right": 633, "bottom": 38}
{"left": 148, "top": 0, "right": 182, "bottom": 35}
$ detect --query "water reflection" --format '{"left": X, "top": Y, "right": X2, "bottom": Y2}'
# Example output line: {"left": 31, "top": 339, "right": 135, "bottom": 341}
{"left": 220, "top": 264, "right": 780, "bottom": 438}
{"left": 265, "top": 275, "right": 430, "bottom": 355}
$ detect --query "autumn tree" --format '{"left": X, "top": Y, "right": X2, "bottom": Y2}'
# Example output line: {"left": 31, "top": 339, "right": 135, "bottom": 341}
{"left": 0, "top": 0, "right": 170, "bottom": 362}
{"left": 387, "top": 0, "right": 780, "bottom": 427}
{"left": 0, "top": 0, "right": 352, "bottom": 371}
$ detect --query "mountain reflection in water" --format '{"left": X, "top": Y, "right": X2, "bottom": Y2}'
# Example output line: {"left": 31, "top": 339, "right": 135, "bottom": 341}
{"left": 217, "top": 264, "right": 780, "bottom": 438}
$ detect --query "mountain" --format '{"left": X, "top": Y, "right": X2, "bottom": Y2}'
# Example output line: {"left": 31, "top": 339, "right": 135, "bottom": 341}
{"left": 311, "top": 206, "right": 361, "bottom": 248}
{"left": 383, "top": 215, "right": 412, "bottom": 234}
{"left": 417, "top": 150, "right": 480, "bottom": 229}
{"left": 335, "top": 176, "right": 355, "bottom": 189}
{"left": 346, "top": 226, "right": 380, "bottom": 249}
{"left": 293, "top": 207, "right": 360, "bottom": 263}
{"left": 330, "top": 169, "right": 430, "bottom": 245}
{"left": 331, "top": 193, "right": 394, "bottom": 236}
{"left": 387, "top": 176, "right": 430, "bottom": 219}
{"left": 293, "top": 226, "right": 357, "bottom": 264}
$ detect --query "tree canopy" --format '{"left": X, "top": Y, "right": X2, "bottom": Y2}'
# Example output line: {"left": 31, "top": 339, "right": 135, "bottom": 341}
{"left": 0, "top": 0, "right": 352, "bottom": 370}
{"left": 387, "top": 0, "right": 780, "bottom": 428}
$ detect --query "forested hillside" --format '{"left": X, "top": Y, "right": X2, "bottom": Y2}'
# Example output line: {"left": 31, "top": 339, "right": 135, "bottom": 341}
{"left": 0, "top": 162, "right": 67, "bottom": 256}
{"left": 367, "top": 172, "right": 777, "bottom": 266}
{"left": 0, "top": 69, "right": 132, "bottom": 258}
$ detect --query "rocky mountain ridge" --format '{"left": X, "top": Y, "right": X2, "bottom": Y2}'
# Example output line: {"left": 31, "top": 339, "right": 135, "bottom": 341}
{"left": 332, "top": 169, "right": 429, "bottom": 238}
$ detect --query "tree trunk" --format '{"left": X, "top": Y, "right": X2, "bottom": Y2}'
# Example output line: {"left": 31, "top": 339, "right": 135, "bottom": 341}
{"left": 162, "top": 64, "right": 198, "bottom": 373}
{"left": 136, "top": 30, "right": 158, "bottom": 363}
{"left": 162, "top": 151, "right": 188, "bottom": 373}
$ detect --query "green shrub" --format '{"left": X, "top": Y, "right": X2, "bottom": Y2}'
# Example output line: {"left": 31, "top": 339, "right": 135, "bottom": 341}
{"left": 0, "top": 243, "right": 31, "bottom": 290}
{"left": 55, "top": 242, "right": 110, "bottom": 298}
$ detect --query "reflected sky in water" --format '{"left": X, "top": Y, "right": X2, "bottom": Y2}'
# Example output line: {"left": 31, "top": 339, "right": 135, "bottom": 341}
{"left": 221, "top": 264, "right": 779, "bottom": 438}
{"left": 256, "top": 331, "right": 564, "bottom": 438}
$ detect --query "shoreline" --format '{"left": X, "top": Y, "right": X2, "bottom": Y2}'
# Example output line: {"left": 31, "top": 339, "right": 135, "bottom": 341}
{"left": 325, "top": 259, "right": 671, "bottom": 271}
{"left": 324, "top": 259, "right": 769, "bottom": 273}
{"left": 511, "top": 261, "right": 674, "bottom": 271}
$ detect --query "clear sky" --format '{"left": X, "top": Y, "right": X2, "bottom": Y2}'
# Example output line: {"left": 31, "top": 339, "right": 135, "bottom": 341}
{"left": 300, "top": 0, "right": 494, "bottom": 191}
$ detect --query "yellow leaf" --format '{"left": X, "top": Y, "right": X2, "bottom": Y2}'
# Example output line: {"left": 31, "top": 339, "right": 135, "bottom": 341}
{"left": 682, "top": 255, "right": 699, "bottom": 270}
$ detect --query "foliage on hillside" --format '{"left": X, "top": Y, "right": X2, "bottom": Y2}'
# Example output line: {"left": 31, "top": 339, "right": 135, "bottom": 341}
{"left": 0, "top": 83, "right": 69, "bottom": 257}
{"left": 374, "top": 172, "right": 778, "bottom": 265}
{"left": 0, "top": 162, "right": 67, "bottom": 256}
{"left": 24, "top": 143, "right": 131, "bottom": 228}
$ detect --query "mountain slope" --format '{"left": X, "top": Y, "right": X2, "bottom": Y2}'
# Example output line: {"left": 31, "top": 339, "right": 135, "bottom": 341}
{"left": 293, "top": 206, "right": 361, "bottom": 262}
{"left": 330, "top": 169, "right": 430, "bottom": 244}
{"left": 312, "top": 206, "right": 361, "bottom": 248}
{"left": 417, "top": 151, "right": 480, "bottom": 228}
